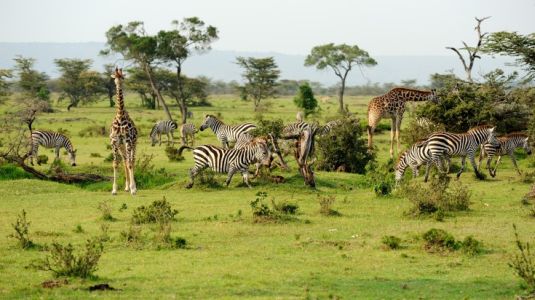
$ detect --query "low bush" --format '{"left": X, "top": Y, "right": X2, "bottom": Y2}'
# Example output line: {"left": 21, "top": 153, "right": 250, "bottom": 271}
{"left": 98, "top": 201, "right": 115, "bottom": 221}
{"left": 367, "top": 160, "right": 395, "bottom": 197}
{"left": 120, "top": 225, "right": 144, "bottom": 249}
{"left": 462, "top": 236, "right": 484, "bottom": 256}
{"left": 9, "top": 210, "right": 36, "bottom": 249}
{"left": 33, "top": 237, "right": 104, "bottom": 278}
{"left": 318, "top": 195, "right": 341, "bottom": 216}
{"left": 89, "top": 153, "right": 102, "bottom": 158}
{"left": 382, "top": 235, "right": 402, "bottom": 250}
{"left": 165, "top": 146, "right": 184, "bottom": 162}
{"left": 131, "top": 197, "right": 178, "bottom": 224}
{"left": 401, "top": 118, "right": 445, "bottom": 147}
{"left": 422, "top": 228, "right": 460, "bottom": 253}
{"left": 509, "top": 224, "right": 535, "bottom": 293}
{"left": 0, "top": 164, "right": 33, "bottom": 180}
{"left": 73, "top": 224, "right": 84, "bottom": 234}
{"left": 250, "top": 192, "right": 298, "bottom": 223}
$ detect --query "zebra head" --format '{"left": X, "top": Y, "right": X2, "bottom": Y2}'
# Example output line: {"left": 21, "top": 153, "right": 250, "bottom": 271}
{"left": 395, "top": 150, "right": 409, "bottom": 182}
{"left": 523, "top": 137, "right": 532, "bottom": 155}
{"left": 200, "top": 114, "right": 215, "bottom": 131}
{"left": 252, "top": 139, "right": 271, "bottom": 166}
{"left": 69, "top": 149, "right": 77, "bottom": 166}
{"left": 485, "top": 126, "right": 498, "bottom": 146}
{"left": 429, "top": 89, "right": 440, "bottom": 104}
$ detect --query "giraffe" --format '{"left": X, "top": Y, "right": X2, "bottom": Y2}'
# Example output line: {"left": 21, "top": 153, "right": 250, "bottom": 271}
{"left": 367, "top": 87, "right": 439, "bottom": 158}
{"left": 109, "top": 68, "right": 138, "bottom": 195}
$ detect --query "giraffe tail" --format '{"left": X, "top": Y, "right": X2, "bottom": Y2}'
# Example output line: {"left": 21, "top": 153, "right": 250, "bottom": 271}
{"left": 178, "top": 145, "right": 194, "bottom": 156}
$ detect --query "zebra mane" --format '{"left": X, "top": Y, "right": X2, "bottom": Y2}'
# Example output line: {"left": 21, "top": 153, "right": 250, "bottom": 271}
{"left": 504, "top": 132, "right": 528, "bottom": 139}
{"left": 396, "top": 149, "right": 409, "bottom": 165}
{"left": 467, "top": 124, "right": 494, "bottom": 133}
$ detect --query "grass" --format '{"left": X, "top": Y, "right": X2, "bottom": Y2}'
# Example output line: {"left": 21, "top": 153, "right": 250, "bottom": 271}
{"left": 0, "top": 93, "right": 532, "bottom": 298}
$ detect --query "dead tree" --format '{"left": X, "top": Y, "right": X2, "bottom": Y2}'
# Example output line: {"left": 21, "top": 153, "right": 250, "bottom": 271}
{"left": 282, "top": 127, "right": 317, "bottom": 187}
{"left": 446, "top": 16, "right": 490, "bottom": 82}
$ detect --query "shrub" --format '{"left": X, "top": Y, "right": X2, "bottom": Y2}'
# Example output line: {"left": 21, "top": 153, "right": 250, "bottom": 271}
{"left": 79, "top": 125, "right": 108, "bottom": 138}
{"left": 422, "top": 228, "right": 460, "bottom": 253}
{"left": 73, "top": 224, "right": 84, "bottom": 234}
{"left": 368, "top": 160, "right": 395, "bottom": 197}
{"left": 103, "top": 153, "right": 114, "bottom": 162}
{"left": 9, "top": 210, "right": 36, "bottom": 249}
{"left": 89, "top": 153, "right": 102, "bottom": 158}
{"left": 293, "top": 82, "right": 318, "bottom": 117}
{"left": 134, "top": 154, "right": 175, "bottom": 189}
{"left": 165, "top": 146, "right": 184, "bottom": 162}
{"left": 33, "top": 237, "right": 104, "bottom": 278}
{"left": 316, "top": 117, "right": 374, "bottom": 173}
{"left": 318, "top": 195, "right": 341, "bottom": 216}
{"left": 382, "top": 235, "right": 402, "bottom": 250}
{"left": 99, "top": 224, "right": 110, "bottom": 242}
{"left": 131, "top": 197, "right": 178, "bottom": 224}
{"left": 250, "top": 192, "right": 298, "bottom": 223}
{"left": 0, "top": 164, "right": 33, "bottom": 180}
{"left": 401, "top": 118, "right": 445, "bottom": 147}
{"left": 120, "top": 225, "right": 144, "bottom": 248}
{"left": 462, "top": 236, "right": 483, "bottom": 256}
{"left": 271, "top": 200, "right": 299, "bottom": 215}
{"left": 37, "top": 155, "right": 48, "bottom": 165}
{"left": 98, "top": 201, "right": 115, "bottom": 221}
{"left": 509, "top": 224, "right": 535, "bottom": 292}
{"left": 196, "top": 169, "right": 221, "bottom": 188}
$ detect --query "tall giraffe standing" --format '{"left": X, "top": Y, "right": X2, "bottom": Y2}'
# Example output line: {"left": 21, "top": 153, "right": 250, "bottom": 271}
{"left": 110, "top": 68, "right": 138, "bottom": 195}
{"left": 367, "top": 87, "right": 439, "bottom": 158}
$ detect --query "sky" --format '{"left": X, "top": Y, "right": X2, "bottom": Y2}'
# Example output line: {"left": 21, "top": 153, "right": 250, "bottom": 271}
{"left": 1, "top": 0, "right": 534, "bottom": 56}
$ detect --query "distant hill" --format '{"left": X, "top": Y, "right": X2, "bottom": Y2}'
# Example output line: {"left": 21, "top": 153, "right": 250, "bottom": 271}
{"left": 0, "top": 42, "right": 520, "bottom": 86}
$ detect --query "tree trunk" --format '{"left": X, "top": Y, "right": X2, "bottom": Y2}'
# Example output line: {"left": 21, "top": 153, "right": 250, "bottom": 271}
{"left": 144, "top": 64, "right": 173, "bottom": 121}
{"left": 67, "top": 99, "right": 77, "bottom": 111}
{"left": 179, "top": 101, "right": 187, "bottom": 124}
{"left": 176, "top": 64, "right": 188, "bottom": 125}
{"left": 338, "top": 79, "right": 346, "bottom": 113}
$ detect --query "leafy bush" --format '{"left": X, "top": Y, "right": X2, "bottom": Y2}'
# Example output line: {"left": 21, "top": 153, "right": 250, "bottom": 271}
{"left": 131, "top": 197, "right": 178, "bottom": 224}
{"left": 33, "top": 237, "right": 104, "bottom": 278}
{"left": 73, "top": 224, "right": 84, "bottom": 233}
{"left": 97, "top": 201, "right": 115, "bottom": 221}
{"left": 196, "top": 169, "right": 222, "bottom": 188}
{"left": 316, "top": 117, "right": 374, "bottom": 173}
{"left": 120, "top": 225, "right": 144, "bottom": 248}
{"left": 401, "top": 118, "right": 445, "bottom": 147}
{"left": 318, "top": 195, "right": 341, "bottom": 216}
{"left": 422, "top": 228, "right": 460, "bottom": 253}
{"left": 271, "top": 200, "right": 299, "bottom": 215}
{"left": 367, "top": 160, "right": 395, "bottom": 197}
{"left": 37, "top": 155, "right": 48, "bottom": 165}
{"left": 250, "top": 192, "right": 298, "bottom": 223}
{"left": 510, "top": 224, "right": 535, "bottom": 293}
{"left": 462, "top": 236, "right": 484, "bottom": 256}
{"left": 293, "top": 82, "right": 318, "bottom": 117}
{"left": 9, "top": 210, "right": 36, "bottom": 249}
{"left": 382, "top": 235, "right": 402, "bottom": 250}
{"left": 165, "top": 146, "right": 184, "bottom": 162}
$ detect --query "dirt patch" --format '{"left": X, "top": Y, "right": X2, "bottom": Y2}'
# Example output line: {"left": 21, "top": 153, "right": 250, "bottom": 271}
{"left": 42, "top": 279, "right": 68, "bottom": 289}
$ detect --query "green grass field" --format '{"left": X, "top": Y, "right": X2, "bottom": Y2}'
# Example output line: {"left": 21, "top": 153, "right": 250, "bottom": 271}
{"left": 0, "top": 94, "right": 533, "bottom": 299}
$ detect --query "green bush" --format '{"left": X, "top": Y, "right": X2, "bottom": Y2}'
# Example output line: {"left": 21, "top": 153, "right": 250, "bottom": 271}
{"left": 368, "top": 160, "right": 395, "bottom": 197}
{"left": 165, "top": 146, "right": 184, "bottom": 162}
{"left": 510, "top": 224, "right": 535, "bottom": 292}
{"left": 9, "top": 210, "right": 36, "bottom": 249}
{"left": 401, "top": 118, "right": 445, "bottom": 147}
{"left": 462, "top": 236, "right": 484, "bottom": 256}
{"left": 0, "top": 164, "right": 33, "bottom": 180}
{"left": 316, "top": 117, "right": 374, "bottom": 173}
{"left": 131, "top": 197, "right": 178, "bottom": 224}
{"left": 79, "top": 125, "right": 108, "bottom": 137}
{"left": 98, "top": 201, "right": 115, "bottom": 221}
{"left": 120, "top": 225, "right": 144, "bottom": 249}
{"left": 293, "top": 82, "right": 318, "bottom": 117}
{"left": 318, "top": 195, "right": 341, "bottom": 216}
{"left": 422, "top": 228, "right": 460, "bottom": 253}
{"left": 250, "top": 192, "right": 298, "bottom": 223}
{"left": 382, "top": 235, "right": 402, "bottom": 250}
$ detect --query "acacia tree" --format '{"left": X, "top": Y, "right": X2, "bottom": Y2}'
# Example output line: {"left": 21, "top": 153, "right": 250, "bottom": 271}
{"left": 159, "top": 70, "right": 208, "bottom": 109}
{"left": 484, "top": 31, "right": 535, "bottom": 81}
{"left": 236, "top": 56, "right": 280, "bottom": 111}
{"left": 305, "top": 43, "right": 377, "bottom": 112}
{"left": 126, "top": 66, "right": 159, "bottom": 109}
{"left": 0, "top": 69, "right": 12, "bottom": 104}
{"left": 54, "top": 58, "right": 104, "bottom": 111}
{"left": 13, "top": 56, "right": 50, "bottom": 103}
{"left": 101, "top": 21, "right": 173, "bottom": 120}
{"left": 156, "top": 17, "right": 218, "bottom": 124}
{"left": 102, "top": 64, "right": 115, "bottom": 107}
{"left": 446, "top": 17, "right": 490, "bottom": 83}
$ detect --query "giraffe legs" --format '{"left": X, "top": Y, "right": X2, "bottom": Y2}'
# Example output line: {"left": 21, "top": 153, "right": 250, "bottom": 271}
{"left": 111, "top": 141, "right": 120, "bottom": 195}
{"left": 125, "top": 142, "right": 137, "bottom": 195}
{"left": 389, "top": 118, "right": 396, "bottom": 158}
{"left": 395, "top": 116, "right": 402, "bottom": 157}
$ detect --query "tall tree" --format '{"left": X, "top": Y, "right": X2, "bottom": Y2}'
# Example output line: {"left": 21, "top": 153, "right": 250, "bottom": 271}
{"left": 305, "top": 43, "right": 377, "bottom": 112}
{"left": 13, "top": 56, "right": 50, "bottom": 103}
{"left": 446, "top": 17, "right": 490, "bottom": 83}
{"left": 236, "top": 56, "right": 280, "bottom": 111}
{"left": 484, "top": 31, "right": 535, "bottom": 81}
{"left": 103, "top": 64, "right": 116, "bottom": 107}
{"left": 54, "top": 58, "right": 104, "bottom": 111}
{"left": 0, "top": 69, "right": 12, "bottom": 104}
{"left": 159, "top": 69, "right": 208, "bottom": 108}
{"left": 126, "top": 66, "right": 159, "bottom": 109}
{"left": 156, "top": 17, "right": 218, "bottom": 124}
{"left": 293, "top": 82, "right": 318, "bottom": 117}
{"left": 101, "top": 21, "right": 173, "bottom": 120}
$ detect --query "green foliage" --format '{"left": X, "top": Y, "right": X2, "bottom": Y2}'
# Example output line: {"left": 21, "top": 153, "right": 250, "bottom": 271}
{"left": 165, "top": 146, "right": 184, "bottom": 162}
{"left": 36, "top": 155, "right": 48, "bottom": 165}
{"left": 0, "top": 69, "right": 12, "bottom": 104}
{"left": 367, "top": 160, "right": 395, "bottom": 197}
{"left": 251, "top": 117, "right": 284, "bottom": 138}
{"left": 401, "top": 118, "right": 445, "bottom": 147}
{"left": 318, "top": 195, "right": 340, "bottom": 216}
{"left": 13, "top": 56, "right": 50, "bottom": 102}
{"left": 33, "top": 237, "right": 104, "bottom": 278}
{"left": 97, "top": 201, "right": 115, "bottom": 221}
{"left": 0, "top": 164, "right": 34, "bottom": 180}
{"left": 250, "top": 192, "right": 298, "bottom": 223}
{"left": 293, "top": 83, "right": 318, "bottom": 117}
{"left": 462, "top": 236, "right": 484, "bottom": 256}
{"left": 120, "top": 225, "right": 144, "bottom": 248}
{"left": 134, "top": 154, "right": 175, "bottom": 189}
{"left": 382, "top": 235, "right": 402, "bottom": 250}
{"left": 271, "top": 200, "right": 299, "bottom": 215}
{"left": 484, "top": 31, "right": 535, "bottom": 80}
{"left": 316, "top": 118, "right": 374, "bottom": 174}
{"left": 73, "top": 224, "right": 84, "bottom": 234}
{"left": 422, "top": 228, "right": 460, "bottom": 253}
{"left": 236, "top": 56, "right": 280, "bottom": 111}
{"left": 509, "top": 224, "right": 535, "bottom": 292}
{"left": 9, "top": 210, "right": 36, "bottom": 249}
{"left": 131, "top": 197, "right": 178, "bottom": 224}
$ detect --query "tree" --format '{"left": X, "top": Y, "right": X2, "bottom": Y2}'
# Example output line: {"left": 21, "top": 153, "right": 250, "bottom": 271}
{"left": 305, "top": 43, "right": 377, "bottom": 113}
{"left": 446, "top": 17, "right": 490, "bottom": 83}
{"left": 0, "top": 69, "right": 12, "bottom": 104}
{"left": 156, "top": 17, "right": 218, "bottom": 124}
{"left": 126, "top": 66, "right": 163, "bottom": 109}
{"left": 54, "top": 58, "right": 104, "bottom": 111}
{"left": 484, "top": 31, "right": 535, "bottom": 81}
{"left": 13, "top": 56, "right": 50, "bottom": 103}
{"left": 159, "top": 69, "right": 209, "bottom": 109}
{"left": 102, "top": 64, "right": 115, "bottom": 107}
{"left": 236, "top": 57, "right": 280, "bottom": 111}
{"left": 293, "top": 82, "right": 318, "bottom": 117}
{"left": 101, "top": 21, "right": 173, "bottom": 120}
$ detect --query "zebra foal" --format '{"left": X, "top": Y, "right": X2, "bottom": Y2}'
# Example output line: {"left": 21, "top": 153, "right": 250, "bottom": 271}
{"left": 199, "top": 114, "right": 256, "bottom": 149}
{"left": 150, "top": 120, "right": 178, "bottom": 146}
{"left": 478, "top": 133, "right": 532, "bottom": 177}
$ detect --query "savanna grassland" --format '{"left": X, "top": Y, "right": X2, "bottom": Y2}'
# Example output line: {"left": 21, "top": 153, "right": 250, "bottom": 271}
{"left": 0, "top": 94, "right": 533, "bottom": 299}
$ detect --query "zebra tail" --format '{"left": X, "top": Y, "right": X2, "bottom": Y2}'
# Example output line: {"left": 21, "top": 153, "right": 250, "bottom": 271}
{"left": 178, "top": 145, "right": 194, "bottom": 156}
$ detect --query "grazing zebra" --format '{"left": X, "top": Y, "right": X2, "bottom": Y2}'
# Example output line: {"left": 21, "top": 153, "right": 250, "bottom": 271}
{"left": 234, "top": 133, "right": 286, "bottom": 176}
{"left": 420, "top": 125, "right": 498, "bottom": 180}
{"left": 180, "top": 123, "right": 197, "bottom": 146}
{"left": 178, "top": 140, "right": 271, "bottom": 188}
{"left": 29, "top": 130, "right": 77, "bottom": 166}
{"left": 150, "top": 120, "right": 178, "bottom": 146}
{"left": 395, "top": 140, "right": 450, "bottom": 182}
{"left": 478, "top": 133, "right": 532, "bottom": 177}
{"left": 319, "top": 119, "right": 344, "bottom": 135}
{"left": 282, "top": 122, "right": 317, "bottom": 137}
{"left": 199, "top": 114, "right": 256, "bottom": 149}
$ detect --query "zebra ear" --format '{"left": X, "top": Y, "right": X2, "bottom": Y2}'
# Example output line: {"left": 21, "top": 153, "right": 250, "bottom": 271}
{"left": 525, "top": 137, "right": 530, "bottom": 143}
{"left": 489, "top": 127, "right": 495, "bottom": 133}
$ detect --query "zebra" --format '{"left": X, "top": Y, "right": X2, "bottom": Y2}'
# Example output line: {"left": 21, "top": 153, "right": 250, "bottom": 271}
{"left": 150, "top": 120, "right": 178, "bottom": 146}
{"left": 180, "top": 123, "right": 197, "bottom": 146}
{"left": 178, "top": 140, "right": 271, "bottom": 188}
{"left": 29, "top": 130, "right": 77, "bottom": 166}
{"left": 234, "top": 133, "right": 286, "bottom": 176}
{"left": 478, "top": 133, "right": 532, "bottom": 177}
{"left": 395, "top": 140, "right": 450, "bottom": 182}
{"left": 318, "top": 119, "right": 344, "bottom": 135}
{"left": 419, "top": 125, "right": 498, "bottom": 180}
{"left": 199, "top": 114, "right": 256, "bottom": 149}
{"left": 282, "top": 122, "right": 317, "bottom": 137}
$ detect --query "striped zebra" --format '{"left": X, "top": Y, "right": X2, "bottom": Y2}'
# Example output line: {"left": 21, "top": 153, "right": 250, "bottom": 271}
{"left": 150, "top": 120, "right": 178, "bottom": 146}
{"left": 180, "top": 123, "right": 197, "bottom": 146}
{"left": 282, "top": 122, "right": 317, "bottom": 137}
{"left": 178, "top": 140, "right": 271, "bottom": 188}
{"left": 29, "top": 130, "right": 77, "bottom": 166}
{"left": 234, "top": 133, "right": 286, "bottom": 176}
{"left": 319, "top": 119, "right": 344, "bottom": 135}
{"left": 395, "top": 140, "right": 450, "bottom": 182}
{"left": 199, "top": 114, "right": 256, "bottom": 149}
{"left": 420, "top": 125, "right": 498, "bottom": 180}
{"left": 478, "top": 133, "right": 532, "bottom": 177}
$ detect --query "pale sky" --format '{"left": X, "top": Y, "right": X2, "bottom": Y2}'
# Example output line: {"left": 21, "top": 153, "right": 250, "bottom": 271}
{"left": 1, "top": 0, "right": 533, "bottom": 56}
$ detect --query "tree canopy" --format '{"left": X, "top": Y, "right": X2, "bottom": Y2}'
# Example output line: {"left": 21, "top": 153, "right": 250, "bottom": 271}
{"left": 484, "top": 31, "right": 535, "bottom": 81}
{"left": 236, "top": 56, "right": 280, "bottom": 111}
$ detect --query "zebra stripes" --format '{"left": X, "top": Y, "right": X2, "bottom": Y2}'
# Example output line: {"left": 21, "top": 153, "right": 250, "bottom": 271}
{"left": 319, "top": 119, "right": 344, "bottom": 135}
{"left": 29, "top": 130, "right": 77, "bottom": 166}
{"left": 180, "top": 123, "right": 197, "bottom": 146}
{"left": 199, "top": 114, "right": 256, "bottom": 149}
{"left": 395, "top": 141, "right": 450, "bottom": 182}
{"left": 420, "top": 125, "right": 497, "bottom": 179}
{"left": 179, "top": 140, "right": 271, "bottom": 188}
{"left": 150, "top": 120, "right": 178, "bottom": 146}
{"left": 479, "top": 133, "right": 532, "bottom": 177}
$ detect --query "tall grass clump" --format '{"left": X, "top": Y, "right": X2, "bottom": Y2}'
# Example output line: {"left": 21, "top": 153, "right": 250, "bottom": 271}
{"left": 509, "top": 224, "right": 535, "bottom": 293}
{"left": 250, "top": 192, "right": 299, "bottom": 223}
{"left": 131, "top": 197, "right": 178, "bottom": 224}
{"left": 9, "top": 209, "right": 36, "bottom": 249}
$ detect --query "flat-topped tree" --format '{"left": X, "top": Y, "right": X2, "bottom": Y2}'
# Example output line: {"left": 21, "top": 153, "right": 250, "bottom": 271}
{"left": 484, "top": 31, "right": 535, "bottom": 81}
{"left": 101, "top": 21, "right": 173, "bottom": 121}
{"left": 236, "top": 57, "right": 280, "bottom": 112}
{"left": 305, "top": 43, "right": 377, "bottom": 113}
{"left": 13, "top": 56, "right": 50, "bottom": 103}
{"left": 156, "top": 17, "right": 218, "bottom": 124}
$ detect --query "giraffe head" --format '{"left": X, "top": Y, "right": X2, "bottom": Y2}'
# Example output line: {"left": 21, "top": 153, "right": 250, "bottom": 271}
{"left": 111, "top": 67, "right": 125, "bottom": 86}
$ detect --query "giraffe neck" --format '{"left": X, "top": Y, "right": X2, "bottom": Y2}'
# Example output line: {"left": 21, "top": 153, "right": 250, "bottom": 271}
{"left": 394, "top": 88, "right": 432, "bottom": 102}
{"left": 115, "top": 80, "right": 125, "bottom": 114}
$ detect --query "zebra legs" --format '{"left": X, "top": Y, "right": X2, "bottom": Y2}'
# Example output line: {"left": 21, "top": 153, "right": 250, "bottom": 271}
{"left": 509, "top": 153, "right": 522, "bottom": 175}
{"left": 456, "top": 156, "right": 466, "bottom": 178}
{"left": 486, "top": 156, "right": 495, "bottom": 177}
{"left": 186, "top": 165, "right": 202, "bottom": 189}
